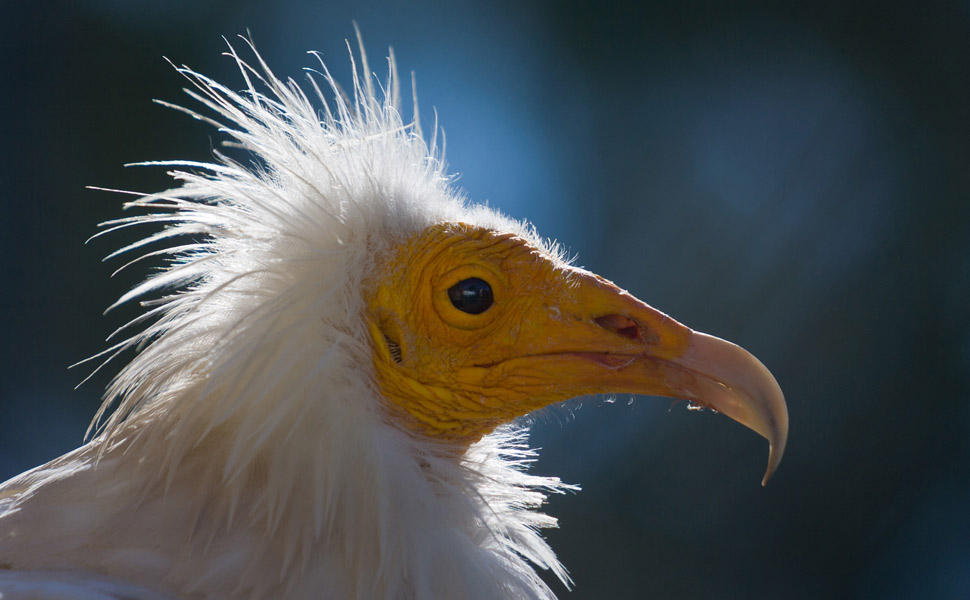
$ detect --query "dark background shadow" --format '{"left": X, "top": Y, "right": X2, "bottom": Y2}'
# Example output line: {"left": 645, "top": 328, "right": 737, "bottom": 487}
{"left": 1, "top": 1, "right": 967, "bottom": 598}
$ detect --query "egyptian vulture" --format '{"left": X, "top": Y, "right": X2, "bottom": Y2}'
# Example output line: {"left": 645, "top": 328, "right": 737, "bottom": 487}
{"left": 0, "top": 35, "right": 787, "bottom": 600}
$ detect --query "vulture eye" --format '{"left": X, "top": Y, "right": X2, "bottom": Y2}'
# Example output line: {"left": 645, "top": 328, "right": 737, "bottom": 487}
{"left": 447, "top": 277, "right": 493, "bottom": 315}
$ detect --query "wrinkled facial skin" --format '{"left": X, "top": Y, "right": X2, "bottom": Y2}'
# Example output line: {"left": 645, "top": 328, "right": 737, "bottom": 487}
{"left": 365, "top": 223, "right": 586, "bottom": 441}
{"left": 364, "top": 223, "right": 788, "bottom": 481}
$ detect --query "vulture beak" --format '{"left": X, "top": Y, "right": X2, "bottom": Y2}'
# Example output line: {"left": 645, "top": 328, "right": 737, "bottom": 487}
{"left": 514, "top": 266, "right": 789, "bottom": 484}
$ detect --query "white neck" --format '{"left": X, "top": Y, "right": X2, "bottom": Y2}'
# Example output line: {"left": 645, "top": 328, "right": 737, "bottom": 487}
{"left": 0, "top": 373, "right": 571, "bottom": 599}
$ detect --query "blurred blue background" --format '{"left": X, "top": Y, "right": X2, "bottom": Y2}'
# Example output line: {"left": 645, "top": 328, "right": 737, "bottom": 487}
{"left": 1, "top": 1, "right": 967, "bottom": 598}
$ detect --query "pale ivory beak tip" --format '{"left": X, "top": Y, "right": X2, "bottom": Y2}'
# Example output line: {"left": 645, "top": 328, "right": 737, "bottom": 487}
{"left": 680, "top": 332, "right": 789, "bottom": 486}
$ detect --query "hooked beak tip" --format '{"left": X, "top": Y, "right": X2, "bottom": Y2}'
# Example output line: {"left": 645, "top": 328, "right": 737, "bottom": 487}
{"left": 677, "top": 332, "right": 789, "bottom": 485}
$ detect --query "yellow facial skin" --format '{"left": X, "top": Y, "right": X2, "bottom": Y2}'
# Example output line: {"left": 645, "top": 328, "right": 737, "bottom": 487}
{"left": 365, "top": 223, "right": 788, "bottom": 483}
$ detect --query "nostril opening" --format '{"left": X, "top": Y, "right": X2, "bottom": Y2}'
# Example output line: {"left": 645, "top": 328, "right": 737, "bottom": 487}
{"left": 594, "top": 314, "right": 642, "bottom": 341}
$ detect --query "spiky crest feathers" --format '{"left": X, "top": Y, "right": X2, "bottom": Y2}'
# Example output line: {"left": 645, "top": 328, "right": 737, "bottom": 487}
{"left": 71, "top": 35, "right": 574, "bottom": 599}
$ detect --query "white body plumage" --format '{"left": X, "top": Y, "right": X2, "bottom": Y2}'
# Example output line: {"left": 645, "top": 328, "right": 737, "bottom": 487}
{"left": 0, "top": 37, "right": 574, "bottom": 599}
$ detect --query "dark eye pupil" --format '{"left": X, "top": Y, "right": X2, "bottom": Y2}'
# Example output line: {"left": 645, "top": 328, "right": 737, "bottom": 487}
{"left": 447, "top": 278, "right": 493, "bottom": 315}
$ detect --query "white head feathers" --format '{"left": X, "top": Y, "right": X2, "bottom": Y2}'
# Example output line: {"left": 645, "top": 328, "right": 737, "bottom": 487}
{"left": 45, "top": 35, "right": 575, "bottom": 599}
